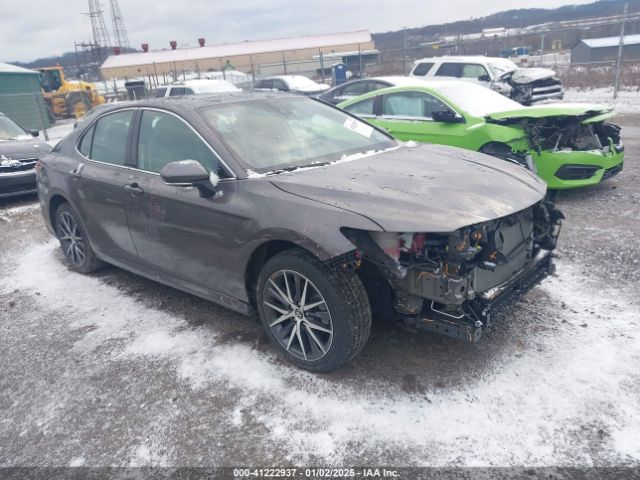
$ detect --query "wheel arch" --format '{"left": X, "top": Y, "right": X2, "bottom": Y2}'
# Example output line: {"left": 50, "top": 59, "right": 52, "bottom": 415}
{"left": 48, "top": 193, "right": 70, "bottom": 229}
{"left": 244, "top": 240, "right": 319, "bottom": 308}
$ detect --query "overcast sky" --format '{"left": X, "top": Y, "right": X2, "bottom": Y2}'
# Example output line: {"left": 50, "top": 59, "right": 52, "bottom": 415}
{"left": 2, "top": 0, "right": 593, "bottom": 62}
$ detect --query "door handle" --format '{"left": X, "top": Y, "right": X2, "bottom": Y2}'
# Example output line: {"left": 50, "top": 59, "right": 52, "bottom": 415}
{"left": 69, "top": 163, "right": 84, "bottom": 178}
{"left": 124, "top": 183, "right": 144, "bottom": 196}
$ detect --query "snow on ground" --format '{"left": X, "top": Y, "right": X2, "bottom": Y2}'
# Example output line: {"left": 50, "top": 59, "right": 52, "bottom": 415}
{"left": 564, "top": 87, "right": 640, "bottom": 115}
{"left": 2, "top": 241, "right": 639, "bottom": 466}
{"left": 43, "top": 120, "right": 75, "bottom": 147}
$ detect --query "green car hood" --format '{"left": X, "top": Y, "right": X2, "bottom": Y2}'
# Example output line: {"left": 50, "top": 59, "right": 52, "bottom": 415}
{"left": 487, "top": 103, "right": 615, "bottom": 124}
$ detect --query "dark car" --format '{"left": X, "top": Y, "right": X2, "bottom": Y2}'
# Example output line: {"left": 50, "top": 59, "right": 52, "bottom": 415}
{"left": 317, "top": 76, "right": 418, "bottom": 105}
{"left": 36, "top": 92, "right": 562, "bottom": 372}
{"left": 0, "top": 112, "right": 51, "bottom": 198}
{"left": 253, "top": 75, "right": 330, "bottom": 96}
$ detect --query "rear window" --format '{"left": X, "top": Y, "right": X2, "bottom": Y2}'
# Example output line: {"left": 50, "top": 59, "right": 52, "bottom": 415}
{"left": 412, "top": 62, "right": 434, "bottom": 76}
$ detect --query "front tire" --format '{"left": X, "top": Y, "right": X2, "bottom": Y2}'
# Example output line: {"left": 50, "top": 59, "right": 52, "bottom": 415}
{"left": 256, "top": 249, "right": 371, "bottom": 372}
{"left": 54, "top": 203, "right": 104, "bottom": 273}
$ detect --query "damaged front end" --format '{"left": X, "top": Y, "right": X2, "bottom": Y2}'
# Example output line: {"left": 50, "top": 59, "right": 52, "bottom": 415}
{"left": 499, "top": 69, "right": 564, "bottom": 105}
{"left": 487, "top": 112, "right": 625, "bottom": 189}
{"left": 342, "top": 201, "right": 563, "bottom": 342}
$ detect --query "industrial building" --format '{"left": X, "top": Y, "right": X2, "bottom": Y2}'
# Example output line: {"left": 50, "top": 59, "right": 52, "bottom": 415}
{"left": 0, "top": 62, "right": 50, "bottom": 130}
{"left": 571, "top": 34, "right": 640, "bottom": 63}
{"left": 100, "top": 30, "right": 377, "bottom": 80}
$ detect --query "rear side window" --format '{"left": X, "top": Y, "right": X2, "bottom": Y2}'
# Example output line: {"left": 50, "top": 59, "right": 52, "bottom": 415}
{"left": 255, "top": 80, "right": 272, "bottom": 89}
{"left": 82, "top": 110, "right": 133, "bottom": 165}
{"left": 273, "top": 80, "right": 288, "bottom": 91}
{"left": 344, "top": 97, "right": 375, "bottom": 115}
{"left": 365, "top": 81, "right": 390, "bottom": 93}
{"left": 78, "top": 126, "right": 94, "bottom": 157}
{"left": 435, "top": 63, "right": 463, "bottom": 77}
{"left": 154, "top": 87, "right": 167, "bottom": 98}
{"left": 137, "top": 110, "right": 223, "bottom": 176}
{"left": 412, "top": 62, "right": 434, "bottom": 76}
{"left": 341, "top": 81, "right": 368, "bottom": 96}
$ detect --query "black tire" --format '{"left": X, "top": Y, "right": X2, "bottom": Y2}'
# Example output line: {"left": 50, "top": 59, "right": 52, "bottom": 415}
{"left": 65, "top": 92, "right": 92, "bottom": 119}
{"left": 256, "top": 248, "right": 371, "bottom": 372}
{"left": 54, "top": 203, "right": 104, "bottom": 273}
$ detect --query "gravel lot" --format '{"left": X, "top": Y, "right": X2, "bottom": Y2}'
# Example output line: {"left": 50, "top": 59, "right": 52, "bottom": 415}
{"left": 1, "top": 110, "right": 639, "bottom": 470}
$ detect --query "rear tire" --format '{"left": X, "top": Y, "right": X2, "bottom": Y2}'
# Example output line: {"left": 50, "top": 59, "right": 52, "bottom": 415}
{"left": 54, "top": 203, "right": 104, "bottom": 273}
{"left": 65, "top": 92, "right": 92, "bottom": 119}
{"left": 256, "top": 248, "right": 371, "bottom": 372}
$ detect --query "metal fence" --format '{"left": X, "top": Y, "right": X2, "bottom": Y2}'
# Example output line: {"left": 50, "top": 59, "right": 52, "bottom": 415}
{"left": 0, "top": 92, "right": 51, "bottom": 140}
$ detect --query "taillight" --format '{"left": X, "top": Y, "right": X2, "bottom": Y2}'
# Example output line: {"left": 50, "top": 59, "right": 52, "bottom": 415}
{"left": 35, "top": 160, "right": 42, "bottom": 173}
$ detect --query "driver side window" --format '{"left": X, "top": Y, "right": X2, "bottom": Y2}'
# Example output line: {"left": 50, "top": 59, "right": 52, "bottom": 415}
{"left": 381, "top": 91, "right": 451, "bottom": 119}
{"left": 137, "top": 110, "right": 225, "bottom": 176}
{"left": 461, "top": 64, "right": 489, "bottom": 79}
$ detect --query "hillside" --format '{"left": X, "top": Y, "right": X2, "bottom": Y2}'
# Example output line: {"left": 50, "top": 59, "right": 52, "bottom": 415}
{"left": 373, "top": 0, "right": 640, "bottom": 50}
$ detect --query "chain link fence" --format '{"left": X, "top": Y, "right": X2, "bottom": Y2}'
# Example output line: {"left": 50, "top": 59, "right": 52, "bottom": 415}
{"left": 0, "top": 92, "right": 51, "bottom": 140}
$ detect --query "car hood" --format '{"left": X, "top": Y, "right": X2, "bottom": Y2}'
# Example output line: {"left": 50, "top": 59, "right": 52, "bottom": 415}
{"left": 505, "top": 67, "right": 557, "bottom": 84}
{"left": 269, "top": 144, "right": 546, "bottom": 233}
{"left": 0, "top": 138, "right": 51, "bottom": 159}
{"left": 487, "top": 103, "right": 616, "bottom": 123}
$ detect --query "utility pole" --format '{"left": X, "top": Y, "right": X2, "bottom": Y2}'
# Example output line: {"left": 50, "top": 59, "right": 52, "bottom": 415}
{"left": 540, "top": 33, "right": 545, "bottom": 66}
{"left": 402, "top": 28, "right": 407, "bottom": 75}
{"left": 614, "top": 2, "right": 628, "bottom": 99}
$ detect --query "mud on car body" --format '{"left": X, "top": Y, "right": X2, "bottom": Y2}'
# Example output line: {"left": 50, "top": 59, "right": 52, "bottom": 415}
{"left": 36, "top": 92, "right": 562, "bottom": 372}
{"left": 339, "top": 81, "right": 624, "bottom": 190}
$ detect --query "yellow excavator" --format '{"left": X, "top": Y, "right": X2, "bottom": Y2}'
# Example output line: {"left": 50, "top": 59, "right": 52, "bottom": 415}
{"left": 38, "top": 66, "right": 105, "bottom": 120}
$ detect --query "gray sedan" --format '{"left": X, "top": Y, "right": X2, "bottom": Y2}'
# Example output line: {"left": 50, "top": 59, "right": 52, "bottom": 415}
{"left": 0, "top": 112, "right": 51, "bottom": 198}
{"left": 36, "top": 92, "right": 562, "bottom": 371}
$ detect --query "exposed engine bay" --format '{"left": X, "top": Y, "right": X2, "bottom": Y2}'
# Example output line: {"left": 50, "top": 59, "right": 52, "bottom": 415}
{"left": 343, "top": 201, "right": 564, "bottom": 342}
{"left": 524, "top": 118, "right": 623, "bottom": 153}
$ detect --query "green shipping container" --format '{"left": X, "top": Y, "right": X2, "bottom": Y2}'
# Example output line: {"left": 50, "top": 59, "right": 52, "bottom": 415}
{"left": 0, "top": 62, "right": 51, "bottom": 130}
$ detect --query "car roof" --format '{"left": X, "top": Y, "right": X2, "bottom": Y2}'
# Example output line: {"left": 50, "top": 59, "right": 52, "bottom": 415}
{"left": 372, "top": 76, "right": 435, "bottom": 86}
{"left": 92, "top": 91, "right": 302, "bottom": 113}
{"left": 413, "top": 55, "right": 515, "bottom": 64}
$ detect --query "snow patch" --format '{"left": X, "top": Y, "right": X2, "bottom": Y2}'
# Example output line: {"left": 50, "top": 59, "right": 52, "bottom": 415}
{"left": 2, "top": 242, "right": 639, "bottom": 466}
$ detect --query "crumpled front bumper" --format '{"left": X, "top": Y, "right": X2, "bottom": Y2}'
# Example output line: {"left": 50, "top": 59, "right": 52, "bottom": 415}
{"left": 414, "top": 249, "right": 554, "bottom": 343}
{"left": 533, "top": 147, "right": 625, "bottom": 189}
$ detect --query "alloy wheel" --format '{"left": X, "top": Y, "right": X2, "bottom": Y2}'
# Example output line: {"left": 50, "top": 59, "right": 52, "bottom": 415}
{"left": 56, "top": 211, "right": 86, "bottom": 267}
{"left": 262, "top": 270, "right": 333, "bottom": 362}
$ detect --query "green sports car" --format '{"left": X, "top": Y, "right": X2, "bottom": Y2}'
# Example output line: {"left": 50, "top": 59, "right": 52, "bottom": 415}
{"left": 338, "top": 80, "right": 624, "bottom": 190}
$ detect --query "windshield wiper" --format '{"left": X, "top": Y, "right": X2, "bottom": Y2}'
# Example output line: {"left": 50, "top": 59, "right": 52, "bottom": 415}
{"left": 266, "top": 161, "right": 332, "bottom": 175}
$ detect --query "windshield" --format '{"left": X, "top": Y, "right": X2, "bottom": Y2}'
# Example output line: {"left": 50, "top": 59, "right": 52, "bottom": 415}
{"left": 487, "top": 59, "right": 518, "bottom": 78}
{"left": 201, "top": 97, "right": 395, "bottom": 173}
{"left": 0, "top": 115, "right": 29, "bottom": 141}
{"left": 432, "top": 83, "right": 522, "bottom": 116}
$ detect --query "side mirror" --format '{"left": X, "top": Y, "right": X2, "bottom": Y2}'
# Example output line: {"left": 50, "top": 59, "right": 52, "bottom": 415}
{"left": 432, "top": 110, "right": 463, "bottom": 124}
{"left": 478, "top": 74, "right": 491, "bottom": 82}
{"left": 160, "top": 160, "right": 218, "bottom": 198}
{"left": 30, "top": 129, "right": 40, "bottom": 137}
